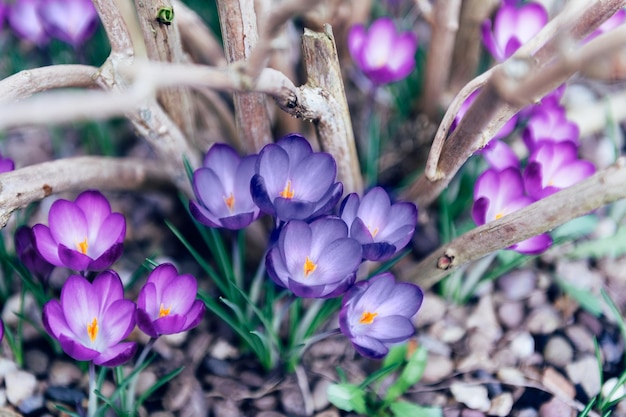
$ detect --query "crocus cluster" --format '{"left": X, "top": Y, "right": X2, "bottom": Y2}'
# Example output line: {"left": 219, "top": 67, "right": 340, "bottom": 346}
{"left": 347, "top": 17, "right": 418, "bottom": 85}
{"left": 469, "top": 90, "right": 595, "bottom": 254}
{"left": 2, "top": 0, "right": 99, "bottom": 47}
{"left": 482, "top": 0, "right": 548, "bottom": 62}
{"left": 190, "top": 134, "right": 423, "bottom": 358}
{"left": 25, "top": 190, "right": 205, "bottom": 367}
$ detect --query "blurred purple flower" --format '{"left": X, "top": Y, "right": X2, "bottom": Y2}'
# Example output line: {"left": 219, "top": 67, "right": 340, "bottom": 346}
{"left": 0, "top": 152, "right": 15, "bottom": 173}
{"left": 340, "top": 187, "right": 416, "bottom": 261}
{"left": 8, "top": 0, "right": 49, "bottom": 46}
{"left": 266, "top": 218, "right": 362, "bottom": 298}
{"left": 0, "top": 3, "right": 7, "bottom": 30}
{"left": 339, "top": 272, "right": 423, "bottom": 359}
{"left": 251, "top": 134, "right": 343, "bottom": 222}
{"left": 482, "top": 0, "right": 548, "bottom": 61}
{"left": 33, "top": 190, "right": 126, "bottom": 272}
{"left": 522, "top": 102, "right": 579, "bottom": 152}
{"left": 480, "top": 140, "right": 519, "bottom": 170}
{"left": 584, "top": 8, "right": 625, "bottom": 43}
{"left": 136, "top": 263, "right": 205, "bottom": 339}
{"left": 42, "top": 271, "right": 137, "bottom": 366}
{"left": 524, "top": 142, "right": 596, "bottom": 200}
{"left": 15, "top": 225, "right": 54, "bottom": 284}
{"left": 451, "top": 89, "right": 518, "bottom": 141}
{"left": 0, "top": 318, "right": 3, "bottom": 343}
{"left": 39, "top": 0, "right": 99, "bottom": 47}
{"left": 348, "top": 17, "right": 418, "bottom": 85}
{"left": 473, "top": 167, "right": 552, "bottom": 254}
{"left": 190, "top": 144, "right": 261, "bottom": 230}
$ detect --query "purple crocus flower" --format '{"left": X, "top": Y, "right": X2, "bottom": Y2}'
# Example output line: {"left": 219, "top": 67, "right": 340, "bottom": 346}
{"left": 584, "top": 8, "right": 626, "bottom": 43}
{"left": 480, "top": 140, "right": 519, "bottom": 170}
{"left": 190, "top": 144, "right": 261, "bottom": 230}
{"left": 451, "top": 89, "right": 518, "bottom": 141}
{"left": 0, "top": 152, "right": 15, "bottom": 173}
{"left": 339, "top": 187, "right": 417, "bottom": 262}
{"left": 339, "top": 272, "right": 423, "bottom": 359}
{"left": 348, "top": 17, "right": 418, "bottom": 85}
{"left": 42, "top": 271, "right": 137, "bottom": 366}
{"left": 522, "top": 102, "right": 579, "bottom": 152}
{"left": 135, "top": 263, "right": 205, "bottom": 338}
{"left": 8, "top": 0, "right": 49, "bottom": 46}
{"left": 524, "top": 142, "right": 596, "bottom": 200}
{"left": 266, "top": 218, "right": 362, "bottom": 298}
{"left": 33, "top": 190, "right": 126, "bottom": 272}
{"left": 0, "top": 2, "right": 7, "bottom": 30}
{"left": 251, "top": 134, "right": 343, "bottom": 222}
{"left": 39, "top": 0, "right": 99, "bottom": 47}
{"left": 0, "top": 318, "right": 4, "bottom": 343}
{"left": 473, "top": 167, "right": 552, "bottom": 254}
{"left": 15, "top": 225, "right": 54, "bottom": 284}
{"left": 482, "top": 0, "right": 548, "bottom": 62}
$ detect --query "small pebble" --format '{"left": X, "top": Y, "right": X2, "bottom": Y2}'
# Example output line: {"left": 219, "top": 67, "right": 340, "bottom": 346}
{"left": 17, "top": 395, "right": 45, "bottom": 415}
{"left": 414, "top": 294, "right": 447, "bottom": 327}
{"left": 566, "top": 355, "right": 601, "bottom": 398}
{"left": 497, "top": 301, "right": 525, "bottom": 329}
{"left": 44, "top": 386, "right": 85, "bottom": 405}
{"left": 256, "top": 412, "right": 287, "bottom": 417}
{"left": 544, "top": 336, "right": 574, "bottom": 368}
{"left": 542, "top": 367, "right": 575, "bottom": 400}
{"left": 497, "top": 270, "right": 536, "bottom": 300}
{"left": 253, "top": 395, "right": 278, "bottom": 411}
{"left": 48, "top": 361, "right": 82, "bottom": 386}
{"left": 5, "top": 370, "right": 37, "bottom": 406}
{"left": 509, "top": 332, "right": 535, "bottom": 359}
{"left": 565, "top": 325, "right": 596, "bottom": 353}
{"left": 488, "top": 392, "right": 514, "bottom": 417}
{"left": 313, "top": 410, "right": 340, "bottom": 417}
{"left": 280, "top": 385, "right": 307, "bottom": 417}
{"left": 210, "top": 340, "right": 239, "bottom": 360}
{"left": 422, "top": 354, "right": 454, "bottom": 384}
{"left": 450, "top": 382, "right": 490, "bottom": 412}
{"left": 539, "top": 397, "right": 575, "bottom": 417}
{"left": 526, "top": 307, "right": 561, "bottom": 334}
{"left": 24, "top": 350, "right": 49, "bottom": 376}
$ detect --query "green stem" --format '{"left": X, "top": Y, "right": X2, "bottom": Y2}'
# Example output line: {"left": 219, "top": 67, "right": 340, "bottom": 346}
{"left": 88, "top": 361, "right": 97, "bottom": 417}
{"left": 125, "top": 337, "right": 157, "bottom": 414}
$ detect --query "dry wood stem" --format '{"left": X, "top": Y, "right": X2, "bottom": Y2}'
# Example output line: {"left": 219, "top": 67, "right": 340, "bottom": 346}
{"left": 401, "top": 158, "right": 626, "bottom": 289}
{"left": 0, "top": 157, "right": 172, "bottom": 229}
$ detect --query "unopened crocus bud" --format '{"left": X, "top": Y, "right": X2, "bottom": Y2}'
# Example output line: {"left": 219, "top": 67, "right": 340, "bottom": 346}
{"left": 39, "top": 0, "right": 99, "bottom": 47}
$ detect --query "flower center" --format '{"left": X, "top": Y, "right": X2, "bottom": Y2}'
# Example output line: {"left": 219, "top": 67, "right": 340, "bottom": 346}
{"left": 359, "top": 311, "right": 378, "bottom": 325}
{"left": 159, "top": 303, "right": 171, "bottom": 318}
{"left": 368, "top": 225, "right": 379, "bottom": 237}
{"left": 224, "top": 193, "right": 235, "bottom": 213}
{"left": 87, "top": 317, "right": 99, "bottom": 342}
{"left": 303, "top": 256, "right": 317, "bottom": 277}
{"left": 280, "top": 180, "right": 295, "bottom": 199}
{"left": 76, "top": 238, "right": 88, "bottom": 255}
{"left": 495, "top": 212, "right": 504, "bottom": 220}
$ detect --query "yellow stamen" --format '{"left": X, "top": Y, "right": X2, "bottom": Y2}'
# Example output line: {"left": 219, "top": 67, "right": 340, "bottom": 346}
{"left": 369, "top": 226, "right": 379, "bottom": 238}
{"left": 87, "top": 317, "right": 99, "bottom": 342}
{"left": 495, "top": 213, "right": 504, "bottom": 220}
{"left": 76, "top": 238, "right": 88, "bottom": 255}
{"left": 303, "top": 256, "right": 317, "bottom": 277}
{"left": 359, "top": 311, "right": 378, "bottom": 325}
{"left": 159, "top": 303, "right": 171, "bottom": 318}
{"left": 280, "top": 180, "right": 295, "bottom": 199}
{"left": 224, "top": 193, "right": 235, "bottom": 212}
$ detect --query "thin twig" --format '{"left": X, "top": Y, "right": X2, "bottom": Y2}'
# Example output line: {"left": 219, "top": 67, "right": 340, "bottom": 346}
{"left": 421, "top": 0, "right": 462, "bottom": 119}
{"left": 173, "top": 0, "right": 226, "bottom": 66}
{"left": 216, "top": 0, "right": 272, "bottom": 153}
{"left": 0, "top": 65, "right": 99, "bottom": 103}
{"left": 400, "top": 158, "right": 626, "bottom": 289}
{"left": 0, "top": 156, "right": 172, "bottom": 229}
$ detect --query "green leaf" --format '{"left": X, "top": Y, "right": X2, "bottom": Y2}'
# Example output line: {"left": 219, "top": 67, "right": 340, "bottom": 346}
{"left": 385, "top": 345, "right": 427, "bottom": 402}
{"left": 327, "top": 383, "right": 368, "bottom": 415}
{"left": 382, "top": 343, "right": 408, "bottom": 369}
{"left": 552, "top": 215, "right": 598, "bottom": 241}
{"left": 568, "top": 225, "right": 626, "bottom": 260}
{"left": 390, "top": 401, "right": 442, "bottom": 417}
{"left": 135, "top": 366, "right": 185, "bottom": 410}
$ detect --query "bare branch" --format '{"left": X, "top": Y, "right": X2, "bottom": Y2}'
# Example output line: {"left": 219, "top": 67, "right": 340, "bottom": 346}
{"left": 92, "top": 0, "right": 135, "bottom": 58}
{"left": 173, "top": 0, "right": 226, "bottom": 66}
{"left": 216, "top": 0, "right": 272, "bottom": 153}
{"left": 404, "top": 0, "right": 626, "bottom": 207}
{"left": 421, "top": 0, "right": 462, "bottom": 118}
{"left": 0, "top": 156, "right": 172, "bottom": 229}
{"left": 301, "top": 26, "right": 363, "bottom": 195}
{"left": 401, "top": 158, "right": 626, "bottom": 289}
{"left": 0, "top": 65, "right": 99, "bottom": 103}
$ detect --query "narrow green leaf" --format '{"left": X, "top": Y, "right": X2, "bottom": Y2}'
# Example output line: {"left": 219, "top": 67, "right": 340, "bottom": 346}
{"left": 390, "top": 401, "right": 442, "bottom": 417}
{"left": 327, "top": 383, "right": 368, "bottom": 415}
{"left": 557, "top": 278, "right": 603, "bottom": 317}
{"left": 135, "top": 366, "right": 185, "bottom": 410}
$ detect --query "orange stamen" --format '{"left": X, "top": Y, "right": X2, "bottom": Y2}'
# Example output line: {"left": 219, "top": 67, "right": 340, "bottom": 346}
{"left": 76, "top": 238, "right": 88, "bottom": 255}
{"left": 280, "top": 180, "right": 295, "bottom": 199}
{"left": 159, "top": 303, "right": 171, "bottom": 318}
{"left": 369, "top": 226, "right": 379, "bottom": 237}
{"left": 224, "top": 193, "right": 235, "bottom": 212}
{"left": 495, "top": 213, "right": 504, "bottom": 220}
{"left": 303, "top": 256, "right": 317, "bottom": 277}
{"left": 359, "top": 311, "right": 378, "bottom": 325}
{"left": 87, "top": 317, "right": 99, "bottom": 342}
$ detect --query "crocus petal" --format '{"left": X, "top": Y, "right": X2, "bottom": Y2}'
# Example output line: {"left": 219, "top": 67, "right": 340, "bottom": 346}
{"left": 101, "top": 299, "right": 136, "bottom": 346}
{"left": 92, "top": 270, "right": 124, "bottom": 314}
{"left": 366, "top": 315, "right": 415, "bottom": 342}
{"left": 57, "top": 244, "right": 92, "bottom": 272}
{"left": 154, "top": 314, "right": 187, "bottom": 335}
{"left": 204, "top": 143, "right": 241, "bottom": 187}
{"left": 161, "top": 274, "right": 198, "bottom": 315}
{"left": 362, "top": 18, "right": 395, "bottom": 70}
{"left": 386, "top": 32, "right": 417, "bottom": 77}
{"left": 193, "top": 168, "right": 229, "bottom": 217}
{"left": 88, "top": 242, "right": 124, "bottom": 271}
{"left": 219, "top": 212, "right": 256, "bottom": 230}
{"left": 314, "top": 238, "right": 362, "bottom": 282}
{"left": 362, "top": 242, "right": 396, "bottom": 261}
{"left": 339, "top": 193, "right": 360, "bottom": 226}
{"left": 48, "top": 199, "right": 89, "bottom": 249}
{"left": 309, "top": 218, "right": 348, "bottom": 258}
{"left": 32, "top": 224, "right": 63, "bottom": 266}
{"left": 348, "top": 24, "right": 366, "bottom": 61}
{"left": 274, "top": 198, "right": 316, "bottom": 221}
{"left": 350, "top": 334, "right": 389, "bottom": 359}
{"left": 280, "top": 221, "right": 312, "bottom": 275}
{"left": 256, "top": 144, "right": 290, "bottom": 198}
{"left": 180, "top": 300, "right": 205, "bottom": 332}
{"left": 250, "top": 175, "right": 277, "bottom": 217}
{"left": 136, "top": 308, "right": 159, "bottom": 338}
{"left": 42, "top": 300, "right": 72, "bottom": 339}
{"left": 94, "top": 342, "right": 137, "bottom": 367}
{"left": 509, "top": 233, "right": 553, "bottom": 255}
{"left": 290, "top": 153, "right": 336, "bottom": 200}
{"left": 58, "top": 333, "right": 100, "bottom": 362}
{"left": 350, "top": 218, "right": 376, "bottom": 244}
{"left": 74, "top": 191, "right": 112, "bottom": 243}
{"left": 472, "top": 197, "right": 490, "bottom": 226}
{"left": 189, "top": 201, "right": 221, "bottom": 228}
{"left": 61, "top": 275, "right": 99, "bottom": 339}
